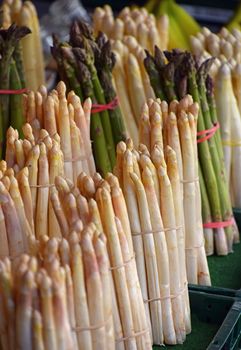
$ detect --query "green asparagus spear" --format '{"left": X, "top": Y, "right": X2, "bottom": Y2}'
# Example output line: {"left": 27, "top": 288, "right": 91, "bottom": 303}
{"left": 73, "top": 45, "right": 116, "bottom": 168}
{"left": 76, "top": 59, "right": 112, "bottom": 176}
{"left": 95, "top": 34, "right": 127, "bottom": 144}
{"left": 13, "top": 43, "right": 25, "bottom": 88}
{"left": 199, "top": 162, "right": 214, "bottom": 255}
{"left": 9, "top": 58, "right": 24, "bottom": 138}
{"left": 185, "top": 54, "right": 223, "bottom": 223}
{"left": 0, "top": 24, "right": 30, "bottom": 157}
{"left": 144, "top": 51, "right": 166, "bottom": 99}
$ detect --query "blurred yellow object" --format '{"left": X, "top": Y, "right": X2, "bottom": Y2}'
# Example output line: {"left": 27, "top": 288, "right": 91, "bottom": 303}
{"left": 145, "top": 0, "right": 201, "bottom": 50}
{"left": 0, "top": 0, "right": 45, "bottom": 91}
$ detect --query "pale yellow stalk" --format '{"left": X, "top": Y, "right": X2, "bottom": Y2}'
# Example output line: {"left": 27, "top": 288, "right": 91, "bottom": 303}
{"left": 158, "top": 165, "right": 186, "bottom": 343}
{"left": 70, "top": 242, "right": 92, "bottom": 350}
{"left": 82, "top": 230, "right": 106, "bottom": 350}
{"left": 96, "top": 187, "right": 137, "bottom": 350}
{"left": 125, "top": 53, "right": 146, "bottom": 125}
{"left": 142, "top": 166, "right": 176, "bottom": 344}
{"left": 112, "top": 52, "right": 138, "bottom": 145}
{"left": 56, "top": 82, "right": 73, "bottom": 181}
{"left": 130, "top": 172, "right": 163, "bottom": 345}
{"left": 93, "top": 233, "right": 115, "bottom": 350}
{"left": 121, "top": 150, "right": 151, "bottom": 330}
{"left": 35, "top": 143, "right": 49, "bottom": 238}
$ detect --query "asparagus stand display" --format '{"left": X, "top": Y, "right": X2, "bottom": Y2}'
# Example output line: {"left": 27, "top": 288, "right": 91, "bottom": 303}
{"left": 0, "top": 1, "right": 241, "bottom": 349}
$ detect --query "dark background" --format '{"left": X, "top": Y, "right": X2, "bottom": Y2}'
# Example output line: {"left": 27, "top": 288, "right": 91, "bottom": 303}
{"left": 34, "top": 0, "right": 240, "bottom": 31}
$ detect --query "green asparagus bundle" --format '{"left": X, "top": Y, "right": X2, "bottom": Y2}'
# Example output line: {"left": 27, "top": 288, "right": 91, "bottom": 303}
{"left": 0, "top": 23, "right": 30, "bottom": 158}
{"left": 1, "top": 0, "right": 45, "bottom": 91}
{"left": 51, "top": 21, "right": 127, "bottom": 176}
{"left": 191, "top": 27, "right": 241, "bottom": 208}
{"left": 144, "top": 48, "right": 238, "bottom": 256}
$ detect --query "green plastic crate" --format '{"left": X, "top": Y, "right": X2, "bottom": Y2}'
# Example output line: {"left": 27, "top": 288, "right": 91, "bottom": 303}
{"left": 153, "top": 289, "right": 241, "bottom": 349}
{"left": 153, "top": 209, "right": 241, "bottom": 349}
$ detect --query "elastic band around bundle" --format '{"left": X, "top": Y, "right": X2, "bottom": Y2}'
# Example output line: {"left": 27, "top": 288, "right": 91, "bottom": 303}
{"left": 143, "top": 282, "right": 187, "bottom": 304}
{"left": 91, "top": 97, "right": 119, "bottom": 114}
{"left": 0, "top": 88, "right": 28, "bottom": 95}
{"left": 132, "top": 226, "right": 182, "bottom": 236}
{"left": 197, "top": 122, "right": 220, "bottom": 144}
{"left": 115, "top": 328, "right": 150, "bottom": 343}
{"left": 203, "top": 218, "right": 234, "bottom": 229}
{"left": 109, "top": 254, "right": 135, "bottom": 271}
{"left": 73, "top": 313, "right": 112, "bottom": 333}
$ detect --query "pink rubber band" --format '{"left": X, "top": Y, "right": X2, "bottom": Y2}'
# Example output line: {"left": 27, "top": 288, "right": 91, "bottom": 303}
{"left": 0, "top": 88, "right": 28, "bottom": 95}
{"left": 203, "top": 217, "right": 234, "bottom": 229}
{"left": 197, "top": 122, "right": 220, "bottom": 144}
{"left": 91, "top": 96, "right": 119, "bottom": 114}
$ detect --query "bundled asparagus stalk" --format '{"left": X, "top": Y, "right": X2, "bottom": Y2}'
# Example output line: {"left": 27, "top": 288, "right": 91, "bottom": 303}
{"left": 1, "top": 0, "right": 45, "bottom": 90}
{"left": 0, "top": 23, "right": 30, "bottom": 158}
{"left": 0, "top": 223, "right": 115, "bottom": 350}
{"left": 191, "top": 27, "right": 241, "bottom": 208}
{"left": 0, "top": 161, "right": 34, "bottom": 261}
{"left": 144, "top": 48, "right": 238, "bottom": 255}
{"left": 51, "top": 21, "right": 127, "bottom": 175}
{"left": 5, "top": 124, "right": 64, "bottom": 239}
{"left": 92, "top": 5, "right": 169, "bottom": 52}
{"left": 52, "top": 174, "right": 152, "bottom": 349}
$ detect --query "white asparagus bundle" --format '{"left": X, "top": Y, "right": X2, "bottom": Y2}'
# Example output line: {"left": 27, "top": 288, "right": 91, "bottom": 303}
{"left": 114, "top": 139, "right": 192, "bottom": 344}
{"left": 23, "top": 81, "right": 95, "bottom": 182}
{"left": 5, "top": 124, "right": 64, "bottom": 239}
{"left": 137, "top": 97, "right": 211, "bottom": 285}
{"left": 0, "top": 162, "right": 34, "bottom": 261}
{"left": 93, "top": 6, "right": 169, "bottom": 52}
{"left": 52, "top": 174, "right": 152, "bottom": 349}
{"left": 5, "top": 82, "right": 96, "bottom": 238}
{"left": 0, "top": 222, "right": 115, "bottom": 350}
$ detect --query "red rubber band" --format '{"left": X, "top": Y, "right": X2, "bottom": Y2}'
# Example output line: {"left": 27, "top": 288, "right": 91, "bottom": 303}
{"left": 91, "top": 96, "right": 118, "bottom": 114}
{"left": 0, "top": 88, "right": 28, "bottom": 95}
{"left": 197, "top": 122, "right": 220, "bottom": 144}
{"left": 203, "top": 218, "right": 234, "bottom": 229}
